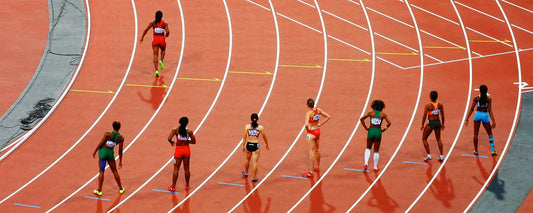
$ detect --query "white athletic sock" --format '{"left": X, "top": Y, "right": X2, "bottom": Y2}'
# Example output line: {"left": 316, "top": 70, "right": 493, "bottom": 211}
{"left": 374, "top": 152, "right": 379, "bottom": 169}
{"left": 364, "top": 149, "right": 370, "bottom": 165}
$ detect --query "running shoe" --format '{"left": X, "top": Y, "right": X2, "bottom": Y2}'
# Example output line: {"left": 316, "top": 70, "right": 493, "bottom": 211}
{"left": 492, "top": 151, "right": 498, "bottom": 156}
{"left": 363, "top": 164, "right": 368, "bottom": 171}
{"left": 242, "top": 171, "right": 248, "bottom": 178}
{"left": 314, "top": 167, "right": 320, "bottom": 172}
{"left": 252, "top": 177, "right": 259, "bottom": 183}
{"left": 155, "top": 70, "right": 160, "bottom": 77}
{"left": 438, "top": 155, "right": 444, "bottom": 161}
{"left": 424, "top": 155, "right": 432, "bottom": 161}
{"left": 93, "top": 189, "right": 103, "bottom": 196}
{"left": 119, "top": 188, "right": 125, "bottom": 194}
{"left": 374, "top": 167, "right": 379, "bottom": 172}
{"left": 185, "top": 186, "right": 190, "bottom": 191}
{"left": 302, "top": 172, "right": 313, "bottom": 178}
{"left": 473, "top": 150, "right": 479, "bottom": 155}
{"left": 159, "top": 60, "right": 165, "bottom": 70}
{"left": 168, "top": 185, "right": 175, "bottom": 192}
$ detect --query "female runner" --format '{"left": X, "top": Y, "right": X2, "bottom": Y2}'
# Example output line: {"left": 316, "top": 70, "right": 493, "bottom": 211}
{"left": 140, "top": 10, "right": 170, "bottom": 77}
{"left": 360, "top": 100, "right": 391, "bottom": 172}
{"left": 92, "top": 121, "right": 125, "bottom": 196}
{"left": 465, "top": 85, "right": 497, "bottom": 155}
{"left": 303, "top": 98, "right": 331, "bottom": 177}
{"left": 242, "top": 113, "right": 269, "bottom": 182}
{"left": 168, "top": 117, "right": 196, "bottom": 191}
{"left": 421, "top": 91, "right": 445, "bottom": 161}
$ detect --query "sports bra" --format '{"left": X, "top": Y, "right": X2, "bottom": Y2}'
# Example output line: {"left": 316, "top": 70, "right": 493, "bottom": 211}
{"left": 427, "top": 101, "right": 440, "bottom": 116}
{"left": 153, "top": 20, "right": 165, "bottom": 36}
{"left": 176, "top": 131, "right": 190, "bottom": 142}
{"left": 248, "top": 127, "right": 260, "bottom": 138}
{"left": 308, "top": 109, "right": 321, "bottom": 124}
{"left": 104, "top": 132, "right": 120, "bottom": 148}
{"left": 370, "top": 110, "right": 382, "bottom": 126}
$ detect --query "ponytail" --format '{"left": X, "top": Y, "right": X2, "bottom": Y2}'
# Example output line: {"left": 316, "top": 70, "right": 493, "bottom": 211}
{"left": 155, "top": 11, "right": 163, "bottom": 24}
{"left": 178, "top": 117, "right": 188, "bottom": 137}
{"left": 250, "top": 113, "right": 259, "bottom": 128}
{"left": 479, "top": 85, "right": 488, "bottom": 106}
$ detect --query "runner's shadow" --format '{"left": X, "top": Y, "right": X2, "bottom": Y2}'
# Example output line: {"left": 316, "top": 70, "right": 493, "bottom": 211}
{"left": 243, "top": 180, "right": 271, "bottom": 213}
{"left": 94, "top": 194, "right": 123, "bottom": 213}
{"left": 364, "top": 172, "right": 398, "bottom": 212}
{"left": 138, "top": 76, "right": 167, "bottom": 110}
{"left": 171, "top": 190, "right": 189, "bottom": 213}
{"left": 486, "top": 157, "right": 505, "bottom": 200}
{"left": 309, "top": 178, "right": 336, "bottom": 212}
{"left": 429, "top": 166, "right": 455, "bottom": 208}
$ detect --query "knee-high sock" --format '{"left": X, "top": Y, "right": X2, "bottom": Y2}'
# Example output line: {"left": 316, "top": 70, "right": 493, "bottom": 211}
{"left": 364, "top": 149, "right": 370, "bottom": 165}
{"left": 374, "top": 152, "right": 379, "bottom": 169}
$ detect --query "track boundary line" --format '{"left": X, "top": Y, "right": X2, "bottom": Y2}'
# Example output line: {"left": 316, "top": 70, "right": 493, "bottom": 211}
{"left": 405, "top": 0, "right": 474, "bottom": 211}
{"left": 347, "top": 0, "right": 425, "bottom": 210}
{"left": 464, "top": 1, "right": 523, "bottom": 211}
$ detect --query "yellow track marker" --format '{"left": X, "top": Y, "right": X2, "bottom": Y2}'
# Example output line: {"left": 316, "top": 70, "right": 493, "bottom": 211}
{"left": 178, "top": 77, "right": 221, "bottom": 81}
{"left": 469, "top": 39, "right": 511, "bottom": 43}
{"left": 126, "top": 84, "right": 168, "bottom": 88}
{"left": 70, "top": 89, "right": 114, "bottom": 94}
{"left": 230, "top": 71, "right": 272, "bottom": 75}
{"left": 424, "top": 46, "right": 465, "bottom": 49}
{"left": 279, "top": 65, "right": 322, "bottom": 68}
{"left": 376, "top": 52, "right": 418, "bottom": 55}
{"left": 328, "top": 58, "right": 370, "bottom": 62}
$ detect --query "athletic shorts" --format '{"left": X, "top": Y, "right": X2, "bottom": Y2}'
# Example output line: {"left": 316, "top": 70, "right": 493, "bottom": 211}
{"left": 152, "top": 36, "right": 166, "bottom": 49}
{"left": 474, "top": 111, "right": 490, "bottom": 123}
{"left": 307, "top": 128, "right": 321, "bottom": 139}
{"left": 367, "top": 127, "right": 382, "bottom": 140}
{"left": 428, "top": 119, "right": 442, "bottom": 130}
{"left": 174, "top": 145, "right": 191, "bottom": 158}
{"left": 246, "top": 142, "right": 260, "bottom": 152}
{"left": 98, "top": 147, "right": 115, "bottom": 161}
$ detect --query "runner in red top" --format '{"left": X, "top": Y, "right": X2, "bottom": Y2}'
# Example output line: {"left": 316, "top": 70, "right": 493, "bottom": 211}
{"left": 140, "top": 10, "right": 170, "bottom": 77}
{"left": 303, "top": 98, "right": 331, "bottom": 178}
{"left": 167, "top": 117, "right": 196, "bottom": 191}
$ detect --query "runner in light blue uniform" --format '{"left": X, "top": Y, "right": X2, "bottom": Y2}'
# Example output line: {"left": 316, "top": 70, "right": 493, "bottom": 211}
{"left": 465, "top": 85, "right": 497, "bottom": 155}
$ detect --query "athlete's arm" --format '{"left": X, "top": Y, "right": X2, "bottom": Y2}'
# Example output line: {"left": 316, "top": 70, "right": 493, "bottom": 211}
{"left": 259, "top": 126, "right": 269, "bottom": 150}
{"left": 382, "top": 113, "right": 391, "bottom": 132}
{"left": 440, "top": 103, "right": 445, "bottom": 130}
{"left": 92, "top": 132, "right": 109, "bottom": 158}
{"left": 421, "top": 104, "right": 428, "bottom": 130}
{"left": 187, "top": 129, "right": 196, "bottom": 144}
{"left": 360, "top": 112, "right": 371, "bottom": 131}
{"left": 140, "top": 21, "right": 153, "bottom": 42}
{"left": 304, "top": 111, "right": 311, "bottom": 132}
{"left": 464, "top": 97, "right": 477, "bottom": 127}
{"left": 117, "top": 136, "right": 124, "bottom": 169}
{"left": 488, "top": 98, "right": 496, "bottom": 128}
{"left": 318, "top": 108, "right": 331, "bottom": 127}
{"left": 242, "top": 126, "right": 249, "bottom": 151}
{"left": 164, "top": 22, "right": 170, "bottom": 37}
{"left": 167, "top": 128, "right": 177, "bottom": 146}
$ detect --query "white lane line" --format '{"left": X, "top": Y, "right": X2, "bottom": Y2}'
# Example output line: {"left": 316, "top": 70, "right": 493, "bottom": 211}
{"left": 168, "top": 0, "right": 281, "bottom": 211}
{"left": 276, "top": 12, "right": 322, "bottom": 34}
{"left": 0, "top": 0, "right": 134, "bottom": 204}
{"left": 0, "top": 0, "right": 92, "bottom": 162}
{"left": 228, "top": 0, "right": 329, "bottom": 211}
{"left": 502, "top": 0, "right": 533, "bottom": 14}
{"left": 455, "top": 1, "right": 533, "bottom": 35}
{"left": 405, "top": 0, "right": 473, "bottom": 211}
{"left": 347, "top": 0, "right": 425, "bottom": 210}
{"left": 288, "top": 0, "right": 377, "bottom": 210}
{"left": 410, "top": 4, "right": 513, "bottom": 48}
{"left": 464, "top": 0, "right": 523, "bottom": 211}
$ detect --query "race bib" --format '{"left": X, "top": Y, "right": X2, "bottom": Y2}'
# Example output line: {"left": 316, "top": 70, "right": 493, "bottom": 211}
{"left": 154, "top": 27, "right": 165, "bottom": 34}
{"left": 370, "top": 117, "right": 382, "bottom": 126}
{"left": 248, "top": 129, "right": 260, "bottom": 137}
{"left": 312, "top": 113, "right": 321, "bottom": 122}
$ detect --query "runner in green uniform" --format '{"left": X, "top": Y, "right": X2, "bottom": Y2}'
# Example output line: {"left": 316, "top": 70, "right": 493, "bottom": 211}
{"left": 92, "top": 120, "right": 125, "bottom": 196}
{"left": 360, "top": 100, "right": 391, "bottom": 172}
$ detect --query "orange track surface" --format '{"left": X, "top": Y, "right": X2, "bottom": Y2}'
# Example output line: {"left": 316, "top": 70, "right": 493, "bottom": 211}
{"left": 1, "top": 0, "right": 532, "bottom": 212}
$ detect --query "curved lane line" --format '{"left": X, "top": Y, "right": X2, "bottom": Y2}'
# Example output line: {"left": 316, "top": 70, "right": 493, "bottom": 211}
{"left": 347, "top": 0, "right": 425, "bottom": 210}
{"left": 405, "top": 0, "right": 474, "bottom": 211}
{"left": 228, "top": 0, "right": 328, "bottom": 211}
{"left": 287, "top": 0, "right": 377, "bottom": 211}
{"left": 464, "top": 1, "right": 523, "bottom": 211}
{"left": 0, "top": 0, "right": 90, "bottom": 162}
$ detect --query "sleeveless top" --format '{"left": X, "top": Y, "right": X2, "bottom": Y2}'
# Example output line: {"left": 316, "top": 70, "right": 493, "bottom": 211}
{"left": 477, "top": 95, "right": 488, "bottom": 108}
{"left": 427, "top": 101, "right": 440, "bottom": 116}
{"left": 105, "top": 132, "right": 120, "bottom": 148}
{"left": 370, "top": 110, "right": 383, "bottom": 126}
{"left": 248, "top": 126, "right": 261, "bottom": 138}
{"left": 153, "top": 20, "right": 165, "bottom": 36}
{"left": 308, "top": 108, "right": 321, "bottom": 124}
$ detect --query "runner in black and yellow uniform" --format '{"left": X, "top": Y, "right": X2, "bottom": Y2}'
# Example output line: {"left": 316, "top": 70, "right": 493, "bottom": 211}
{"left": 360, "top": 100, "right": 391, "bottom": 172}
{"left": 92, "top": 121, "right": 125, "bottom": 196}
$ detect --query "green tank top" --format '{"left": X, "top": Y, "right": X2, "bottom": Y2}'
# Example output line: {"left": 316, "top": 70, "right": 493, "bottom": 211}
{"left": 370, "top": 110, "right": 382, "bottom": 126}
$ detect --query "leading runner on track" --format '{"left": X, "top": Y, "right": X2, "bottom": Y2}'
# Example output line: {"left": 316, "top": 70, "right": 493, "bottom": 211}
{"left": 140, "top": 10, "right": 170, "bottom": 77}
